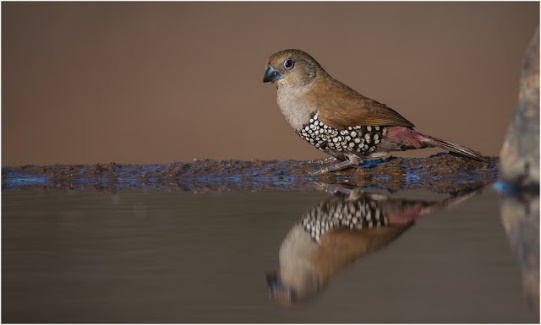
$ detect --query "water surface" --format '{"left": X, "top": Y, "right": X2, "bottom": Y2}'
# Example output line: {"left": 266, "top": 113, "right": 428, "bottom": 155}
{"left": 2, "top": 187, "right": 537, "bottom": 323}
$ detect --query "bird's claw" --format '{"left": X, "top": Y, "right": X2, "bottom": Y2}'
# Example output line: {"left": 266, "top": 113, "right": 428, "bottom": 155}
{"left": 309, "top": 160, "right": 357, "bottom": 176}
{"left": 307, "top": 156, "right": 338, "bottom": 165}
{"left": 309, "top": 168, "right": 329, "bottom": 176}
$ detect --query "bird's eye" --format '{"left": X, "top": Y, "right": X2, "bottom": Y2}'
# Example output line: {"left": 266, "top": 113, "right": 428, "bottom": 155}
{"left": 283, "top": 59, "right": 295, "bottom": 70}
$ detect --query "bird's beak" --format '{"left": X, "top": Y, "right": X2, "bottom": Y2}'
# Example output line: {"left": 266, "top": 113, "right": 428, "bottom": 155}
{"left": 266, "top": 272, "right": 296, "bottom": 305}
{"left": 263, "top": 65, "right": 283, "bottom": 83}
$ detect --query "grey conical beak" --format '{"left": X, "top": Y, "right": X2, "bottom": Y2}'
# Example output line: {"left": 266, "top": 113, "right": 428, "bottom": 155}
{"left": 263, "top": 65, "right": 283, "bottom": 83}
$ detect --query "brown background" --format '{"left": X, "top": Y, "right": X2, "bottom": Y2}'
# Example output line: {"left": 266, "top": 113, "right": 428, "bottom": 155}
{"left": 2, "top": 2, "right": 539, "bottom": 166}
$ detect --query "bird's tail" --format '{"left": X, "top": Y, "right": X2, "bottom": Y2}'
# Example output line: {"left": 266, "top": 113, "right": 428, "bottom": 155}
{"left": 420, "top": 133, "right": 489, "bottom": 162}
{"left": 386, "top": 126, "right": 489, "bottom": 162}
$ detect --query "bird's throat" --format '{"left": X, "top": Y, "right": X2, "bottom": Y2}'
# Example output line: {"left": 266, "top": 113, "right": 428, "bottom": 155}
{"left": 276, "top": 85, "right": 317, "bottom": 131}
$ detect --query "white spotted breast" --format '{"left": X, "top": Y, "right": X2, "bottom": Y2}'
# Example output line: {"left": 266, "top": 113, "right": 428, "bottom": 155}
{"left": 296, "top": 112, "right": 388, "bottom": 155}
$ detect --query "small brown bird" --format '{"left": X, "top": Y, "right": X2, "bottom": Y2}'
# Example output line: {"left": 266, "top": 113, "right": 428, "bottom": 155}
{"left": 267, "top": 186, "right": 481, "bottom": 305}
{"left": 263, "top": 49, "right": 488, "bottom": 174}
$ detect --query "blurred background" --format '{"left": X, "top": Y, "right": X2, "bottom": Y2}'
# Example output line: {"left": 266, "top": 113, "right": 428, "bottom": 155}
{"left": 2, "top": 2, "right": 539, "bottom": 166}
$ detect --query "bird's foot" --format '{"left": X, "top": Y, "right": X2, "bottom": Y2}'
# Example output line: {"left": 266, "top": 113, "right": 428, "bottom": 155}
{"left": 310, "top": 160, "right": 356, "bottom": 176}
{"left": 307, "top": 156, "right": 338, "bottom": 164}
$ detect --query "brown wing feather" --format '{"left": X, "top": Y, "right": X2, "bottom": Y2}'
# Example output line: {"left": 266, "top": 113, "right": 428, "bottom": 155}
{"left": 311, "top": 77, "right": 415, "bottom": 130}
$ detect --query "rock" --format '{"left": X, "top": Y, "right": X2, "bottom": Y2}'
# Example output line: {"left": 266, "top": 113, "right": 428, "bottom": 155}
{"left": 500, "top": 27, "right": 540, "bottom": 186}
{"left": 1, "top": 154, "right": 498, "bottom": 193}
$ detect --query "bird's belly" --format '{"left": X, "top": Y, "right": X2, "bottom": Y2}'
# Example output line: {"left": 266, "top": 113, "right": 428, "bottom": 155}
{"left": 301, "top": 193, "right": 389, "bottom": 242}
{"left": 295, "top": 113, "right": 388, "bottom": 159}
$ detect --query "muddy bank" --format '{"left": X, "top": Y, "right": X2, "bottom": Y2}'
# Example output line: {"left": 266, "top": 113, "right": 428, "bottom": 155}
{"left": 2, "top": 153, "right": 498, "bottom": 193}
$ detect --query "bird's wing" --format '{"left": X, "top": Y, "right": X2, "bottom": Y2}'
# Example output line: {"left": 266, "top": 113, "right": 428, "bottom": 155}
{"left": 313, "top": 81, "right": 415, "bottom": 130}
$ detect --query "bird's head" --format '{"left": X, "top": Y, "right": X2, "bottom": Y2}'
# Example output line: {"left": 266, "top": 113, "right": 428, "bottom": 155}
{"left": 263, "top": 49, "right": 322, "bottom": 88}
{"left": 266, "top": 269, "right": 321, "bottom": 307}
{"left": 266, "top": 224, "right": 324, "bottom": 306}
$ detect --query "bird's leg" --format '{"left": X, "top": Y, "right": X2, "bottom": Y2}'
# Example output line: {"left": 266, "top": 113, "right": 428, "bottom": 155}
{"left": 307, "top": 156, "right": 338, "bottom": 164}
{"left": 310, "top": 160, "right": 356, "bottom": 175}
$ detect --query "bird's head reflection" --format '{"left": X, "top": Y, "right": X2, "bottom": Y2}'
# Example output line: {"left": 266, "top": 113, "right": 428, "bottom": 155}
{"left": 267, "top": 186, "right": 480, "bottom": 306}
{"left": 266, "top": 271, "right": 315, "bottom": 306}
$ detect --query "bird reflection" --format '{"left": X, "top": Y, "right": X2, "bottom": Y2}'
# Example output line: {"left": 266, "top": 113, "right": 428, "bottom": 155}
{"left": 267, "top": 185, "right": 480, "bottom": 306}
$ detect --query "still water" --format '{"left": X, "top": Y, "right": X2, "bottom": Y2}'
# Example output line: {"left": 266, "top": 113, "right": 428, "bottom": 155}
{"left": 2, "top": 186, "right": 538, "bottom": 323}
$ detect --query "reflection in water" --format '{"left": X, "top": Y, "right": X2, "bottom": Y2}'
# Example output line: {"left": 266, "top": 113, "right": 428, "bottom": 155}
{"left": 267, "top": 185, "right": 481, "bottom": 306}
{"left": 2, "top": 188, "right": 534, "bottom": 322}
{"left": 499, "top": 189, "right": 539, "bottom": 318}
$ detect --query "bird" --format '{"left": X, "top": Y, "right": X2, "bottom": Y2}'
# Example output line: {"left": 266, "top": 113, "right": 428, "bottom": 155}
{"left": 267, "top": 185, "right": 481, "bottom": 305}
{"left": 262, "top": 49, "right": 489, "bottom": 174}
{"left": 267, "top": 189, "right": 414, "bottom": 306}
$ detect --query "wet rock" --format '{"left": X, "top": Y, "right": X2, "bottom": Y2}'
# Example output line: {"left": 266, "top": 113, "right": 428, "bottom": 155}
{"left": 2, "top": 153, "right": 498, "bottom": 193}
{"left": 500, "top": 27, "right": 540, "bottom": 186}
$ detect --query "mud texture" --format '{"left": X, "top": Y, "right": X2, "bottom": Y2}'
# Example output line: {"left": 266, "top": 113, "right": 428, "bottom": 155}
{"left": 2, "top": 153, "right": 498, "bottom": 193}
